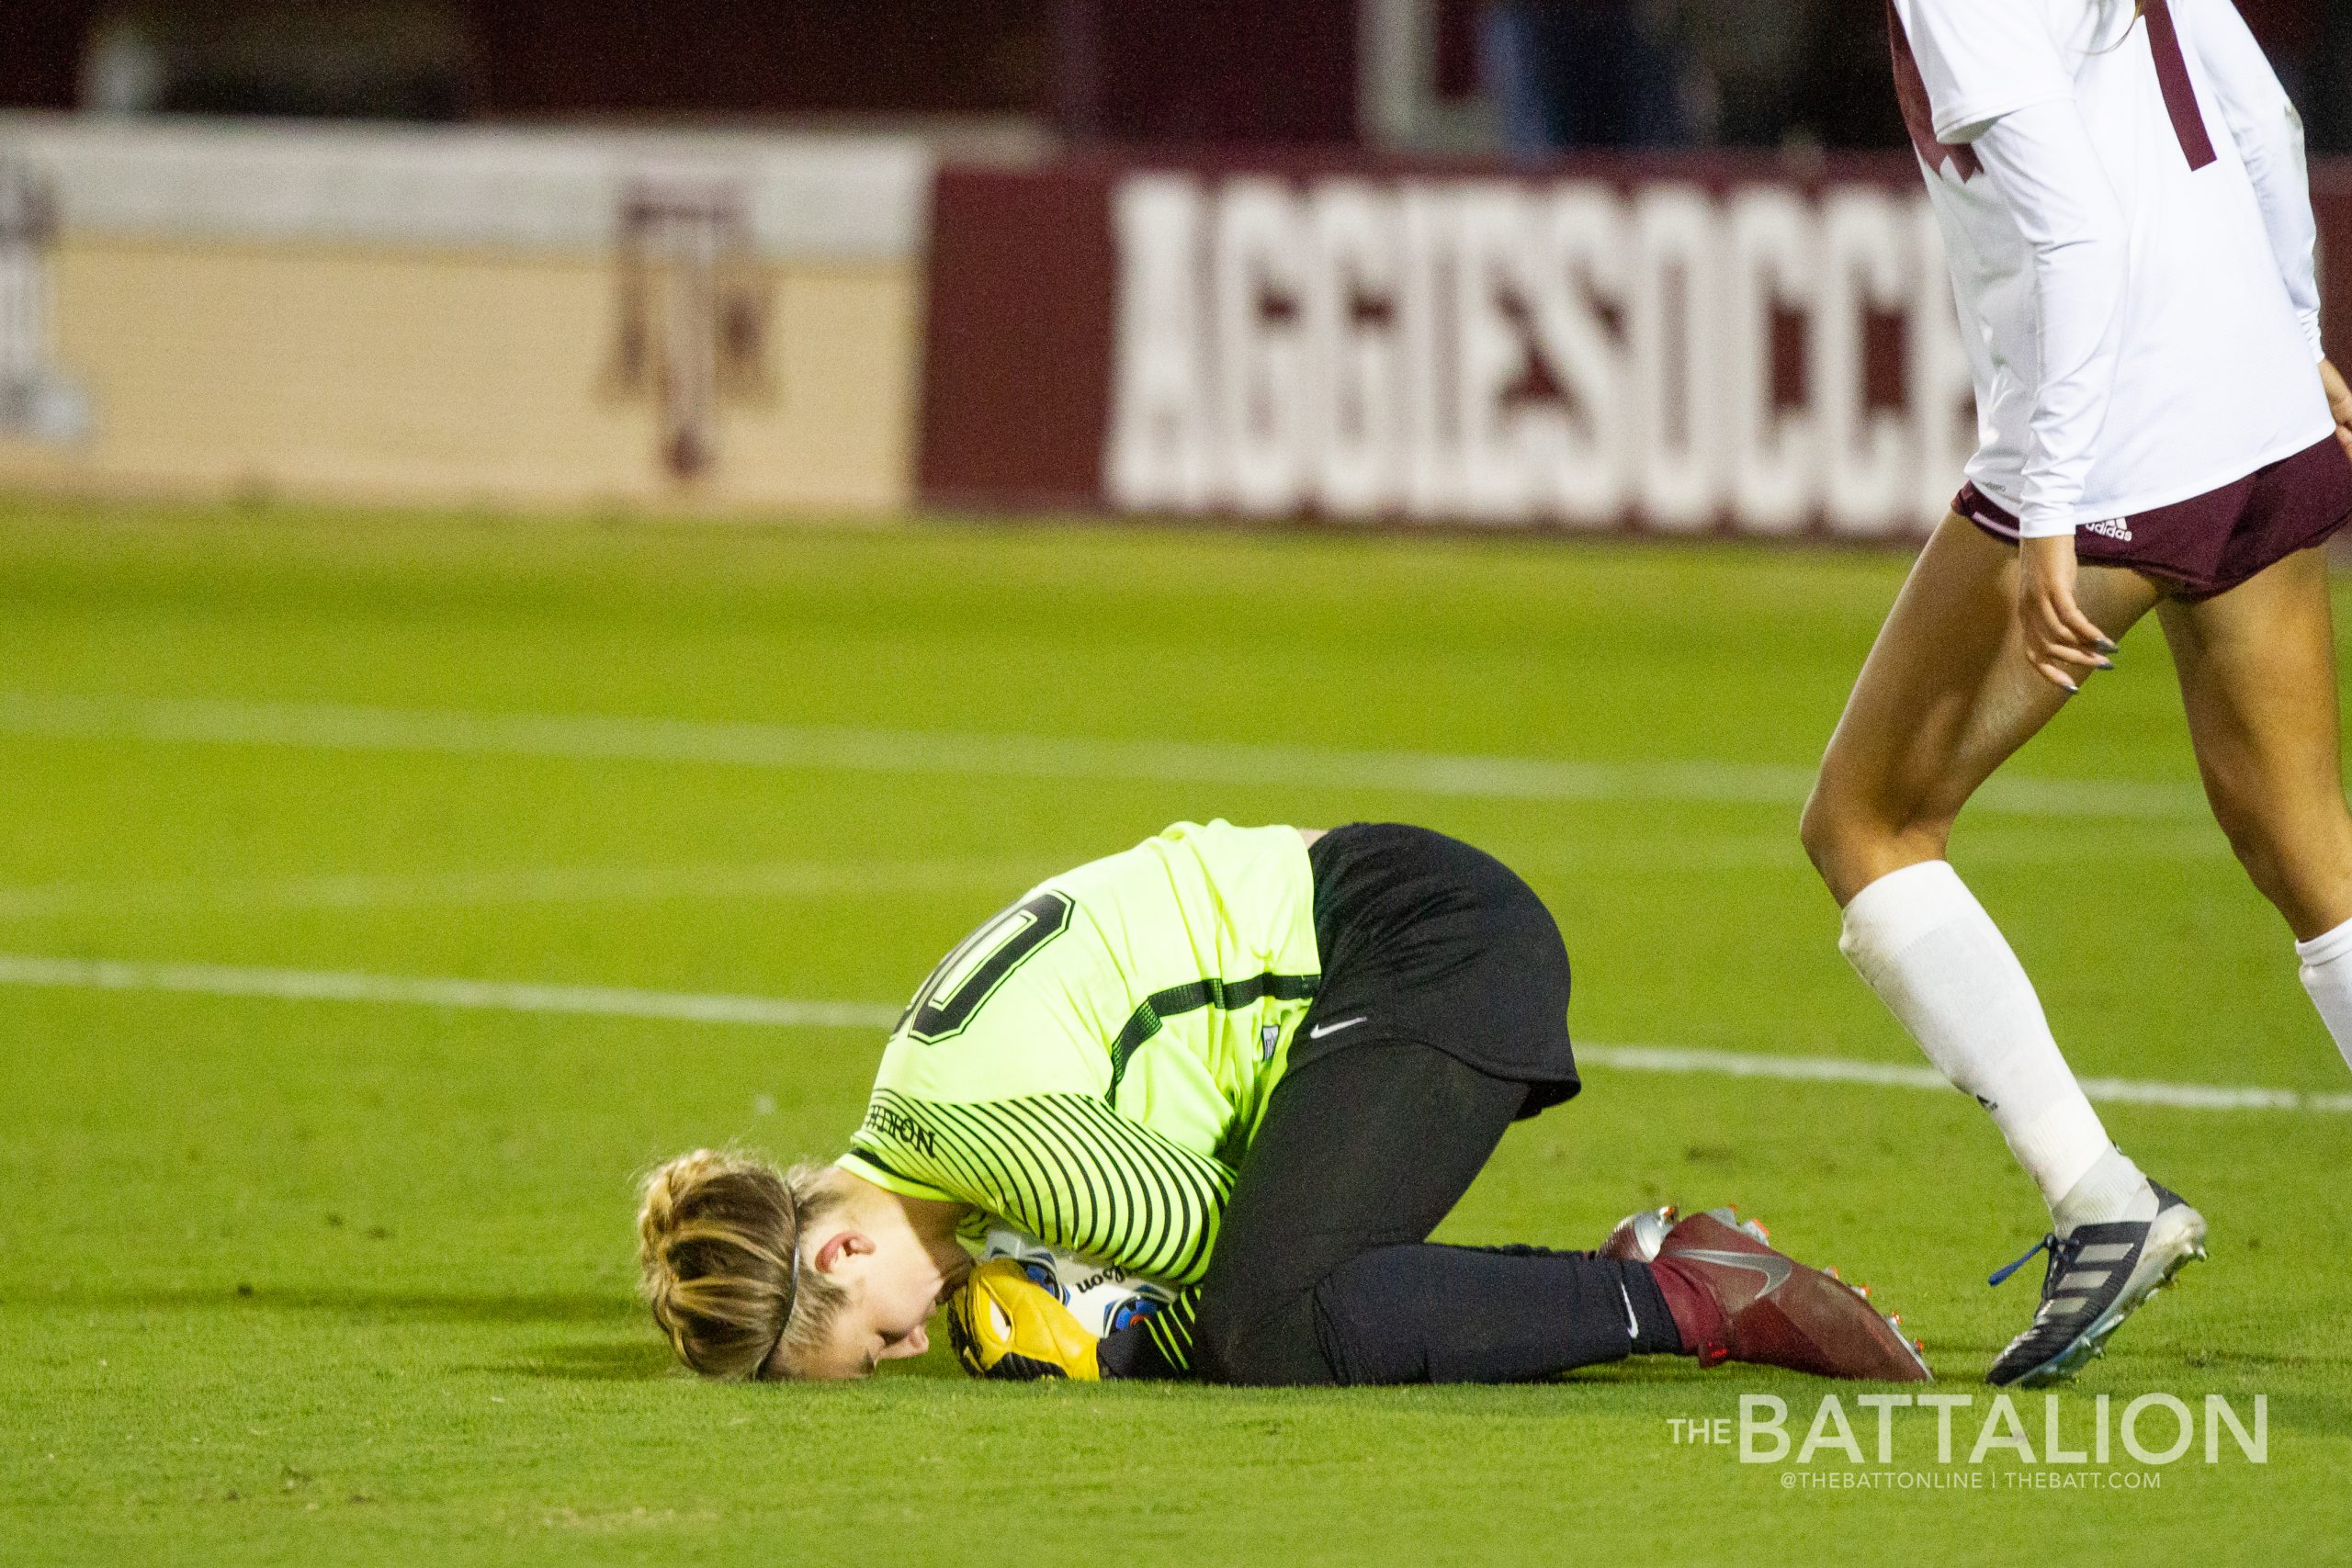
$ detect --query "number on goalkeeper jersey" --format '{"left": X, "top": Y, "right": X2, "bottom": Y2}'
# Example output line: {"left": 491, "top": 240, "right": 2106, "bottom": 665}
{"left": 901, "top": 889, "right": 1074, "bottom": 1043}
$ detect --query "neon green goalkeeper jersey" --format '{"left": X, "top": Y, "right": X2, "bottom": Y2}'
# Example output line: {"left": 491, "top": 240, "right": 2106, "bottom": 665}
{"left": 838, "top": 821, "right": 1320, "bottom": 1297}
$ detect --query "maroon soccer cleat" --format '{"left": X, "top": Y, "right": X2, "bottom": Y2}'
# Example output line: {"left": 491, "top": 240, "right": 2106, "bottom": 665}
{"left": 1648, "top": 1212, "right": 1932, "bottom": 1382}
{"left": 1600, "top": 1205, "right": 1677, "bottom": 1262}
{"left": 1600, "top": 1204, "right": 1768, "bottom": 1262}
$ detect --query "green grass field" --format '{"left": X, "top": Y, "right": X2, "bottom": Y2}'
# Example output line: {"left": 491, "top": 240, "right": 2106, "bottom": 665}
{"left": 4, "top": 500, "right": 2347, "bottom": 1566}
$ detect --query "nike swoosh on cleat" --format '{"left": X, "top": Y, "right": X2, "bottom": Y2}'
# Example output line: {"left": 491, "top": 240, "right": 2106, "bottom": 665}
{"left": 1672, "top": 1247, "right": 1793, "bottom": 1295}
{"left": 1308, "top": 1016, "right": 1368, "bottom": 1041}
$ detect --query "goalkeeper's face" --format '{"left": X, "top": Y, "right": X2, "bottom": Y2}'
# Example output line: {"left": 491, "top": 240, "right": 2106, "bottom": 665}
{"left": 790, "top": 1224, "right": 959, "bottom": 1380}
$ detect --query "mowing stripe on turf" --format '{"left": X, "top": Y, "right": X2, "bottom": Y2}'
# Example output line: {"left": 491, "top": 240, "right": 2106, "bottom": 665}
{"left": 0, "top": 692, "right": 2206, "bottom": 818}
{"left": 0, "top": 857, "right": 1048, "bottom": 920}
{"left": 0, "top": 834, "right": 2238, "bottom": 923}
{"left": 4, "top": 952, "right": 2346, "bottom": 1115}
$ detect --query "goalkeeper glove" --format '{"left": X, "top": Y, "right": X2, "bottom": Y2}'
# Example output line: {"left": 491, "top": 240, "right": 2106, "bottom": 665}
{"left": 945, "top": 1259, "right": 1102, "bottom": 1382}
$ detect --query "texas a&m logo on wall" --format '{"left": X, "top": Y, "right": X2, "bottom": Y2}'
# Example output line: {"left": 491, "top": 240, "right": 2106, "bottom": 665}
{"left": 608, "top": 179, "right": 771, "bottom": 481}
{"left": 0, "top": 159, "right": 89, "bottom": 444}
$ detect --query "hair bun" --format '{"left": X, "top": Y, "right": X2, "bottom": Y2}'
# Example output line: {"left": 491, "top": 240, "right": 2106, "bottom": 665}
{"left": 639, "top": 1148, "right": 749, "bottom": 1240}
{"left": 635, "top": 1149, "right": 800, "bottom": 1379}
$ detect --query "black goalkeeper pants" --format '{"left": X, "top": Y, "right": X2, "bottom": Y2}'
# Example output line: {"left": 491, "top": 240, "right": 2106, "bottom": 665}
{"left": 1184, "top": 825, "right": 1680, "bottom": 1386}
{"left": 1185, "top": 1040, "right": 1677, "bottom": 1385}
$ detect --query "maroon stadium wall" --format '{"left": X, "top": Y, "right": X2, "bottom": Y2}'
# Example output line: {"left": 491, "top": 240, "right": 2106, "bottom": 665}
{"left": 919, "top": 153, "right": 2352, "bottom": 539}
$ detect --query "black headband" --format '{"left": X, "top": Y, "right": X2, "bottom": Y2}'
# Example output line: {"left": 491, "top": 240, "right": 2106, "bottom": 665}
{"left": 762, "top": 1195, "right": 805, "bottom": 1379}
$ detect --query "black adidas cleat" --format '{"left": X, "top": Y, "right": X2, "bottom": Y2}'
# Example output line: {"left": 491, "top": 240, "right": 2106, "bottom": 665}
{"left": 1984, "top": 1182, "right": 2208, "bottom": 1388}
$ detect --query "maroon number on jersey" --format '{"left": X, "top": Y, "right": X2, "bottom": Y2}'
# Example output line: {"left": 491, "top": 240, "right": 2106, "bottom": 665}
{"left": 1886, "top": 0, "right": 1981, "bottom": 181}
{"left": 2143, "top": 0, "right": 2219, "bottom": 171}
{"left": 1884, "top": 0, "right": 2218, "bottom": 179}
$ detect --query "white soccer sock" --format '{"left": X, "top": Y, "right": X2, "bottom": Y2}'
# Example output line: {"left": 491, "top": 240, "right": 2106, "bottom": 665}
{"left": 2294, "top": 915, "right": 2352, "bottom": 1077}
{"left": 1838, "top": 861, "right": 2126, "bottom": 1224}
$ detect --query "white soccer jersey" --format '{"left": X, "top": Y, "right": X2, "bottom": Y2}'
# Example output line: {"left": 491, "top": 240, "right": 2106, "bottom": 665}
{"left": 1892, "top": 0, "right": 2333, "bottom": 536}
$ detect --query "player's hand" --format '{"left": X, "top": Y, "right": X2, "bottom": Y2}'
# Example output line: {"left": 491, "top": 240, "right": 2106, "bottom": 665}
{"left": 2322, "top": 359, "right": 2352, "bottom": 463}
{"left": 2016, "top": 534, "right": 2115, "bottom": 695}
{"left": 944, "top": 1259, "right": 1102, "bottom": 1382}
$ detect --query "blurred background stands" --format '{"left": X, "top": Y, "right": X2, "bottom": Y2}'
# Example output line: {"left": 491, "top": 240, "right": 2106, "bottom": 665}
{"left": 2, "top": 0, "right": 2341, "bottom": 155}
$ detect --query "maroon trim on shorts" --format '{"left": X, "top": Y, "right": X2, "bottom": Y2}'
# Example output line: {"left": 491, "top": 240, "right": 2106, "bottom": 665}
{"left": 1951, "top": 437, "right": 2352, "bottom": 600}
{"left": 1951, "top": 483, "right": 2023, "bottom": 542}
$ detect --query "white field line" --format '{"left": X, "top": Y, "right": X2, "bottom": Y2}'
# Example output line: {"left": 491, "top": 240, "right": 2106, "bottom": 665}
{"left": 0, "top": 858, "right": 1048, "bottom": 921}
{"left": 3, "top": 952, "right": 2346, "bottom": 1116}
{"left": 0, "top": 692, "right": 2208, "bottom": 819}
{"left": 1572, "top": 1043, "right": 2352, "bottom": 1115}
{"left": 0, "top": 953, "right": 902, "bottom": 1030}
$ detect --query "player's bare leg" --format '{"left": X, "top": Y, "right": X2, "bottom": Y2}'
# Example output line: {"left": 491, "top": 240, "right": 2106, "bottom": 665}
{"left": 1803, "top": 514, "right": 2161, "bottom": 899}
{"left": 1802, "top": 515, "right": 2202, "bottom": 1385}
{"left": 2162, "top": 544, "right": 2352, "bottom": 1069}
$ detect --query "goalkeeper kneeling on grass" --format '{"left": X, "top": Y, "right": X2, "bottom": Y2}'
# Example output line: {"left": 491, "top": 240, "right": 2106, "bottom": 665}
{"left": 638, "top": 822, "right": 1931, "bottom": 1385}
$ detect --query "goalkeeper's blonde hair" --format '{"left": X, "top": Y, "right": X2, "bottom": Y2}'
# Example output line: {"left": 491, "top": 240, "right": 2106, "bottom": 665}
{"left": 636, "top": 1149, "right": 849, "bottom": 1381}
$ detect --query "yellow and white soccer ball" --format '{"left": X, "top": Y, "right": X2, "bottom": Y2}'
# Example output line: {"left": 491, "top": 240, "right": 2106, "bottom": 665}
{"left": 978, "top": 1225, "right": 1178, "bottom": 1337}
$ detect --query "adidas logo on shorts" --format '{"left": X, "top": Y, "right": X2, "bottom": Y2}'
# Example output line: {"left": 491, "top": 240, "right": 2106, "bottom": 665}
{"left": 2083, "top": 518, "right": 2134, "bottom": 542}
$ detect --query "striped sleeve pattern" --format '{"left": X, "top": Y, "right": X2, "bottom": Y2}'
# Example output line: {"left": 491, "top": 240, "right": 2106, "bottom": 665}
{"left": 848, "top": 1088, "right": 1235, "bottom": 1285}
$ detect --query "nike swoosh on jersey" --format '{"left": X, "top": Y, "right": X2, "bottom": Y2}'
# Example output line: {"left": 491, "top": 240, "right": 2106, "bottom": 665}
{"left": 1672, "top": 1247, "right": 1793, "bottom": 1296}
{"left": 1307, "top": 1016, "right": 1368, "bottom": 1041}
